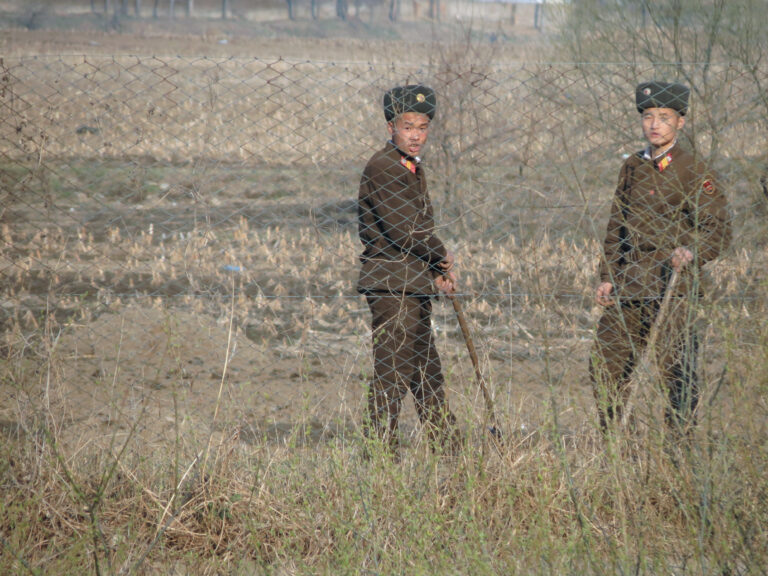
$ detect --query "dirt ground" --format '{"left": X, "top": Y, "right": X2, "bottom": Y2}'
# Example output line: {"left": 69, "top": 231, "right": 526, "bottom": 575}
{"left": 1, "top": 168, "right": 597, "bottom": 456}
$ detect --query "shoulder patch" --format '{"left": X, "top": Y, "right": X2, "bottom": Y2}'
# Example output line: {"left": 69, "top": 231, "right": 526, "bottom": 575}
{"left": 702, "top": 178, "right": 715, "bottom": 195}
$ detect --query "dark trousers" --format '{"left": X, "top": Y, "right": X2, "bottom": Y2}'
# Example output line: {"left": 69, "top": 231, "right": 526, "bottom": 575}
{"left": 365, "top": 292, "right": 458, "bottom": 450}
{"left": 590, "top": 298, "right": 699, "bottom": 435}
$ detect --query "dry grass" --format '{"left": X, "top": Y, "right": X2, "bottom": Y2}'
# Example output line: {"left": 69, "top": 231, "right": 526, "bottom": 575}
{"left": 2, "top": 186, "right": 766, "bottom": 572}
{"left": 2, "top": 348, "right": 767, "bottom": 574}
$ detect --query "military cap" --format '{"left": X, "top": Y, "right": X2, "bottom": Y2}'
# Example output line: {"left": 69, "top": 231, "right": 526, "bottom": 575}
{"left": 383, "top": 84, "right": 436, "bottom": 122}
{"left": 636, "top": 81, "right": 690, "bottom": 116}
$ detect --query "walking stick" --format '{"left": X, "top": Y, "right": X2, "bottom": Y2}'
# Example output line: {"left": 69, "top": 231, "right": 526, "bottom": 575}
{"left": 621, "top": 269, "right": 681, "bottom": 429}
{"left": 448, "top": 293, "right": 503, "bottom": 442}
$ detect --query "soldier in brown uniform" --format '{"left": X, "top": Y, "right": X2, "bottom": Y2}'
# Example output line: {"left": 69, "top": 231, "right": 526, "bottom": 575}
{"left": 591, "top": 81, "right": 731, "bottom": 436}
{"left": 357, "top": 84, "right": 460, "bottom": 453}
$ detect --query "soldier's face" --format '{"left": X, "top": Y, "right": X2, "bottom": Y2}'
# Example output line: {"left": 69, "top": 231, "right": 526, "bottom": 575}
{"left": 388, "top": 112, "right": 430, "bottom": 158}
{"left": 641, "top": 107, "right": 685, "bottom": 151}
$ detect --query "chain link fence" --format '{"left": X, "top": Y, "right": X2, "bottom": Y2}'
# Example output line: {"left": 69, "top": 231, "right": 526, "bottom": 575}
{"left": 1, "top": 53, "right": 766, "bottom": 452}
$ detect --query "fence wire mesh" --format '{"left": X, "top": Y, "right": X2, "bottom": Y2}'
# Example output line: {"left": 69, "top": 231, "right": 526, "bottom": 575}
{"left": 1, "top": 54, "right": 766, "bottom": 451}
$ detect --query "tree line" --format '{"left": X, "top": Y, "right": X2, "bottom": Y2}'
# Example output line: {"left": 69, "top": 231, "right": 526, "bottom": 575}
{"left": 90, "top": 0, "right": 440, "bottom": 22}
{"left": 91, "top": 1, "right": 230, "bottom": 19}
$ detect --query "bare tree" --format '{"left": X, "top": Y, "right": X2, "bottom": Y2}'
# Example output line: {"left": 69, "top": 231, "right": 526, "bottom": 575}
{"left": 337, "top": 0, "right": 349, "bottom": 20}
{"left": 557, "top": 0, "right": 768, "bottom": 216}
{"left": 558, "top": 1, "right": 768, "bottom": 155}
{"left": 388, "top": 0, "right": 399, "bottom": 21}
{"left": 149, "top": 0, "right": 194, "bottom": 18}
{"left": 222, "top": 0, "right": 230, "bottom": 19}
{"left": 429, "top": 0, "right": 440, "bottom": 20}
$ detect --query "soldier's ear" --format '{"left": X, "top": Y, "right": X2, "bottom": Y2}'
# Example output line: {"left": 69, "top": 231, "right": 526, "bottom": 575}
{"left": 676, "top": 115, "right": 686, "bottom": 130}
{"left": 387, "top": 121, "right": 395, "bottom": 136}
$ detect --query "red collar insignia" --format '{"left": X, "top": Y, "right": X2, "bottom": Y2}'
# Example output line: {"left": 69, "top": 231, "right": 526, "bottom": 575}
{"left": 657, "top": 153, "right": 673, "bottom": 172}
{"left": 400, "top": 156, "right": 417, "bottom": 174}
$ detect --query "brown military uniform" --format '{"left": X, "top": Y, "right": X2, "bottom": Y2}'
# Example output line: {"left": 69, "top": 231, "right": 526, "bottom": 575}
{"left": 591, "top": 141, "right": 731, "bottom": 432}
{"left": 358, "top": 142, "right": 447, "bottom": 295}
{"left": 357, "top": 141, "right": 457, "bottom": 450}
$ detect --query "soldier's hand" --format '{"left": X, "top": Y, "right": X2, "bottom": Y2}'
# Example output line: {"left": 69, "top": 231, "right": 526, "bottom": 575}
{"left": 436, "top": 270, "right": 458, "bottom": 295}
{"left": 671, "top": 246, "right": 693, "bottom": 271}
{"left": 596, "top": 282, "right": 615, "bottom": 307}
{"left": 438, "top": 250, "right": 455, "bottom": 273}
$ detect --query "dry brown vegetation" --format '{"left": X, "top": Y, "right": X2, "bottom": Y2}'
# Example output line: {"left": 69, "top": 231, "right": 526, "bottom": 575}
{"left": 1, "top": 2, "right": 768, "bottom": 574}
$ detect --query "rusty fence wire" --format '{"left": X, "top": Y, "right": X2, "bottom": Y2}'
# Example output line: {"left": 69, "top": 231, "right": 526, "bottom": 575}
{"left": 1, "top": 54, "right": 766, "bottom": 450}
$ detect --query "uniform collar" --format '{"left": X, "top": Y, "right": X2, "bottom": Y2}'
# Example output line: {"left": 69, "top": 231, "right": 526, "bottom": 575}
{"left": 388, "top": 140, "right": 421, "bottom": 165}
{"left": 642, "top": 140, "right": 678, "bottom": 172}
{"left": 388, "top": 140, "right": 420, "bottom": 174}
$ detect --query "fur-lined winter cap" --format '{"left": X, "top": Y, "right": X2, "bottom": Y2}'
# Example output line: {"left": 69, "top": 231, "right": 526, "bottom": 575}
{"left": 383, "top": 84, "right": 436, "bottom": 122}
{"left": 636, "top": 81, "right": 690, "bottom": 116}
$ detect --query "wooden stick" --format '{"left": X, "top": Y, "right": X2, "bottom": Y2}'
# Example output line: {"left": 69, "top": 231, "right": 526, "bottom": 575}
{"left": 621, "top": 269, "right": 681, "bottom": 429}
{"left": 448, "top": 294, "right": 501, "bottom": 438}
